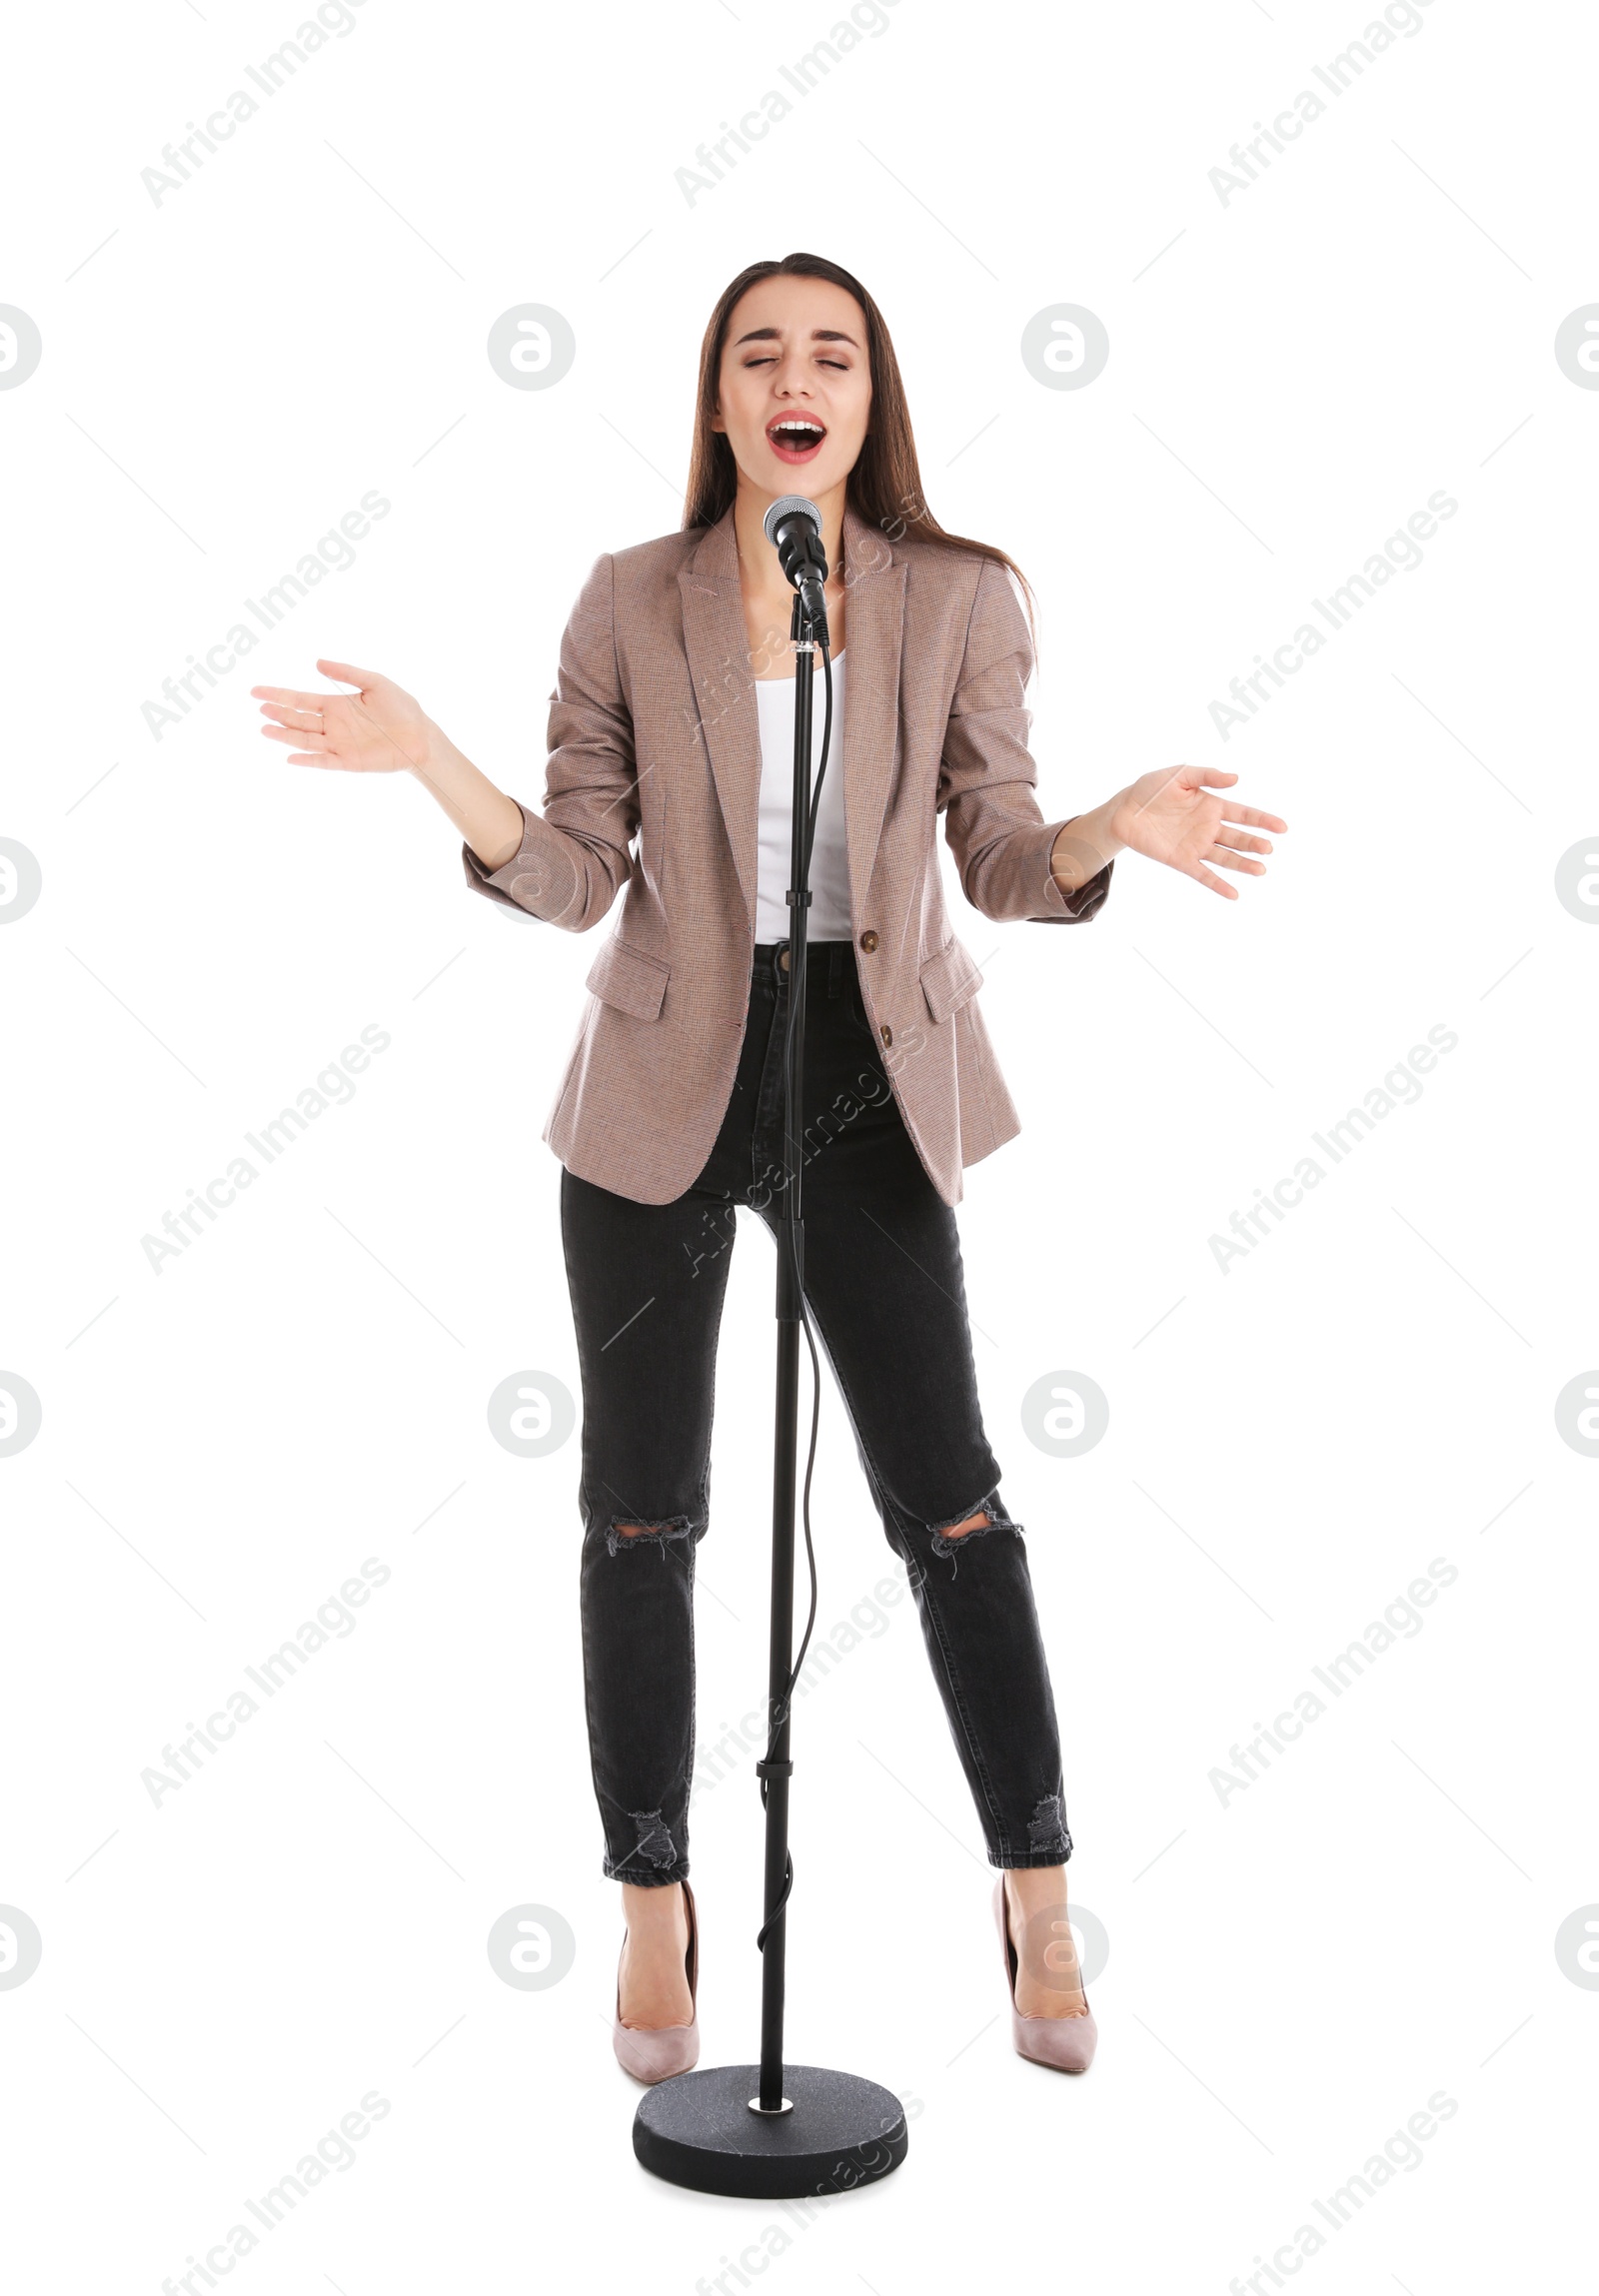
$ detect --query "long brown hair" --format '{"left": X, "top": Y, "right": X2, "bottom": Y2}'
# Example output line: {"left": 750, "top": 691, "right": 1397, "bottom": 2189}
{"left": 683, "top": 251, "right": 1035, "bottom": 643}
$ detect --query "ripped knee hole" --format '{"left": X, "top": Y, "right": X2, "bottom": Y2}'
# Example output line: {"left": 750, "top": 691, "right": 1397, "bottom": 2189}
{"left": 604, "top": 1515, "right": 697, "bottom": 1557}
{"left": 938, "top": 1510, "right": 990, "bottom": 1539}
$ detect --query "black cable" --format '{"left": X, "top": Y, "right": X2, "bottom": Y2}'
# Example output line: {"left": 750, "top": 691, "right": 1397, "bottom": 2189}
{"left": 756, "top": 636, "right": 832, "bottom": 1951}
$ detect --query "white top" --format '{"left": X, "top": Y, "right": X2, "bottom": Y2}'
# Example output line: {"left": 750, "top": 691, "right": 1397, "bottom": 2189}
{"left": 754, "top": 652, "right": 851, "bottom": 942}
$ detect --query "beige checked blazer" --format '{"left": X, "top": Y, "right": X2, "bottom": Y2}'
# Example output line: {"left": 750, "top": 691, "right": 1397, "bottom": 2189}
{"left": 462, "top": 500, "right": 1113, "bottom": 1207}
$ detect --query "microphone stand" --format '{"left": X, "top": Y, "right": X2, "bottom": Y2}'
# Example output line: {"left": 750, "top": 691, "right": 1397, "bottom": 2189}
{"left": 631, "top": 564, "right": 910, "bottom": 2200}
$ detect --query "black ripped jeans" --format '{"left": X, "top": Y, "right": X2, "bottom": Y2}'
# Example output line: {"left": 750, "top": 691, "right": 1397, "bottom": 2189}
{"left": 559, "top": 939, "right": 1072, "bottom": 1884}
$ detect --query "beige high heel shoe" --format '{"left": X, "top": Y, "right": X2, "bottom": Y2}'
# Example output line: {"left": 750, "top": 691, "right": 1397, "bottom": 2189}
{"left": 993, "top": 1875, "right": 1098, "bottom": 2074}
{"left": 613, "top": 1879, "right": 700, "bottom": 2085}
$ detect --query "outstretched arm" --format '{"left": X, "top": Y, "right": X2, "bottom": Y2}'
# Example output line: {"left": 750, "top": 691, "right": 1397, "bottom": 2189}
{"left": 252, "top": 652, "right": 526, "bottom": 864}
{"left": 252, "top": 553, "right": 639, "bottom": 932}
{"left": 938, "top": 559, "right": 1286, "bottom": 911}
{"left": 1050, "top": 765, "right": 1287, "bottom": 903}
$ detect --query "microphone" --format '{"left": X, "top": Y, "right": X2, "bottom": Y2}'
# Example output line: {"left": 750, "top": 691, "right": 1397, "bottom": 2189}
{"left": 763, "top": 495, "right": 829, "bottom": 641}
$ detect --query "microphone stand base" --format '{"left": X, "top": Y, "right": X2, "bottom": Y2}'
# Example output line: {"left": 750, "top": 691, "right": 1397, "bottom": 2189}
{"left": 632, "top": 2062, "right": 908, "bottom": 2199}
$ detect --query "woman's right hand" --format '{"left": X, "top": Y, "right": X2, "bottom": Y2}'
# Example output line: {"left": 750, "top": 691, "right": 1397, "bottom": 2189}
{"left": 251, "top": 658, "right": 433, "bottom": 774}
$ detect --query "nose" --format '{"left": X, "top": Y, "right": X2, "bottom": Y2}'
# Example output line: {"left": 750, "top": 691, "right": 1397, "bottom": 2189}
{"left": 771, "top": 350, "right": 814, "bottom": 398}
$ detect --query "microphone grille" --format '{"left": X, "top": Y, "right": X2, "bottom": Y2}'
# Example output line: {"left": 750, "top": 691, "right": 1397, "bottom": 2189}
{"left": 762, "top": 495, "right": 821, "bottom": 546}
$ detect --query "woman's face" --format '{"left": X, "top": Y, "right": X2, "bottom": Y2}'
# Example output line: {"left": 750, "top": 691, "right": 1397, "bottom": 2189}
{"left": 711, "top": 274, "right": 872, "bottom": 505}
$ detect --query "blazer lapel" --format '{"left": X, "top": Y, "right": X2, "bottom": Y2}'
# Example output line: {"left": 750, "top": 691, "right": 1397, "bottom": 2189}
{"left": 675, "top": 501, "right": 906, "bottom": 936}
{"left": 678, "top": 511, "right": 763, "bottom": 929}
{"left": 836, "top": 503, "right": 906, "bottom": 934}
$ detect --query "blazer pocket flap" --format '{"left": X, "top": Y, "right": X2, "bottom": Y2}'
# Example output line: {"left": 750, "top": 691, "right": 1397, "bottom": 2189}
{"left": 585, "top": 935, "right": 670, "bottom": 1021}
{"left": 919, "top": 938, "right": 984, "bottom": 1025}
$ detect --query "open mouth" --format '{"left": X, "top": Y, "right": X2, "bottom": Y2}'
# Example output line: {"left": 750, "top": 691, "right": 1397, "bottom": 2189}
{"left": 767, "top": 416, "right": 827, "bottom": 464}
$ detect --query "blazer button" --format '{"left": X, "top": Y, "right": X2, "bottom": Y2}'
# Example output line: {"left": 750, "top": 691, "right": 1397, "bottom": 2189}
{"left": 879, "top": 1023, "right": 892, "bottom": 1047}
{"left": 858, "top": 929, "right": 879, "bottom": 953}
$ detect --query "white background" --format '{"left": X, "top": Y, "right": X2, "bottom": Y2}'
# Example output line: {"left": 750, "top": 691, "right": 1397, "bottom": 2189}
{"left": 2, "top": 0, "right": 1593, "bottom": 2287}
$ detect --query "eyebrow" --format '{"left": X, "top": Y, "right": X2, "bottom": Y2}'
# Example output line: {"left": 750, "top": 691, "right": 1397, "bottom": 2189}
{"left": 732, "top": 326, "right": 860, "bottom": 348}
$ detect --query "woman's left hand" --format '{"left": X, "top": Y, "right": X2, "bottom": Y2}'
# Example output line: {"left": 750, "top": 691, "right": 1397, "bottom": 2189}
{"left": 1109, "top": 765, "right": 1287, "bottom": 900}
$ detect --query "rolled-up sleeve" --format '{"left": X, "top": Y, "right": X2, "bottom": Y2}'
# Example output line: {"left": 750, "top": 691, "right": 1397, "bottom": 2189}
{"left": 462, "top": 552, "right": 638, "bottom": 931}
{"left": 937, "top": 557, "right": 1113, "bottom": 925}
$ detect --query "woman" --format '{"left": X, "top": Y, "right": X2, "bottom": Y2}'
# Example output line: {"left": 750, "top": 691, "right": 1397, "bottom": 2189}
{"left": 252, "top": 252, "right": 1285, "bottom": 2083}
